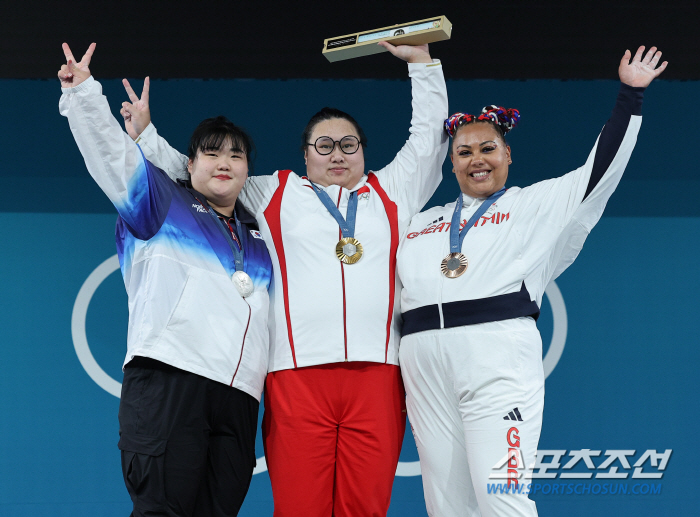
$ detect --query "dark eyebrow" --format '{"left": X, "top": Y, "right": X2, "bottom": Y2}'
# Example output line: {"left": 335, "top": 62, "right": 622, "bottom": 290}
{"left": 456, "top": 140, "right": 497, "bottom": 149}
{"left": 201, "top": 146, "right": 245, "bottom": 154}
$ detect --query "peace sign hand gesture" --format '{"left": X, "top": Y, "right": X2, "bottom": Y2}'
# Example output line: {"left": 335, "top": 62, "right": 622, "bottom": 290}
{"left": 619, "top": 46, "right": 668, "bottom": 88}
{"left": 120, "top": 78, "right": 152, "bottom": 139}
{"left": 57, "top": 43, "right": 96, "bottom": 88}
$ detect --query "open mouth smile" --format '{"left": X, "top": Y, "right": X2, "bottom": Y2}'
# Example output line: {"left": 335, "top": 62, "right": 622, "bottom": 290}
{"left": 470, "top": 170, "right": 491, "bottom": 180}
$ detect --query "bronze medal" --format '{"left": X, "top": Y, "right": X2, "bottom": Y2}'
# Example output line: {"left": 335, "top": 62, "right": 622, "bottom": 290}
{"left": 441, "top": 252, "right": 468, "bottom": 278}
{"left": 336, "top": 237, "right": 363, "bottom": 264}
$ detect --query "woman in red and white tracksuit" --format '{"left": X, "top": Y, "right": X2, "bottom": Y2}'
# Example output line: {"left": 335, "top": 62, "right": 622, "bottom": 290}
{"left": 396, "top": 47, "right": 667, "bottom": 517}
{"left": 127, "top": 42, "right": 448, "bottom": 516}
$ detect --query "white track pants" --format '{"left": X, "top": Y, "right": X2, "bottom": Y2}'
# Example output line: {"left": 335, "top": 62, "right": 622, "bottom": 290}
{"left": 399, "top": 317, "right": 544, "bottom": 517}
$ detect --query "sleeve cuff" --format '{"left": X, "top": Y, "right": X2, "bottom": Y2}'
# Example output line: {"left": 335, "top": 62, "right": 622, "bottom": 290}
{"left": 135, "top": 122, "right": 157, "bottom": 145}
{"left": 61, "top": 75, "right": 96, "bottom": 95}
{"left": 408, "top": 58, "right": 442, "bottom": 73}
{"left": 617, "top": 83, "right": 645, "bottom": 116}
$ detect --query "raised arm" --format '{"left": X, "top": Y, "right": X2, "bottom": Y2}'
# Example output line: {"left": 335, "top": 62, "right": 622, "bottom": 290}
{"left": 531, "top": 46, "right": 667, "bottom": 281}
{"left": 120, "top": 78, "right": 190, "bottom": 181}
{"left": 58, "top": 43, "right": 170, "bottom": 240}
{"left": 568, "top": 46, "right": 666, "bottom": 229}
{"left": 582, "top": 46, "right": 667, "bottom": 202}
{"left": 120, "top": 78, "right": 278, "bottom": 214}
{"left": 523, "top": 46, "right": 667, "bottom": 233}
{"left": 370, "top": 42, "right": 449, "bottom": 218}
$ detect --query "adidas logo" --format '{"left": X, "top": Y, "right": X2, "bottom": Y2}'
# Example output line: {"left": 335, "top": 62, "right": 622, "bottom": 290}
{"left": 503, "top": 408, "right": 523, "bottom": 422}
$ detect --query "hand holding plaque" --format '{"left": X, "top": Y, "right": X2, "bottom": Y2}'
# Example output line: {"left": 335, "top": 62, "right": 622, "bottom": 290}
{"left": 377, "top": 41, "right": 432, "bottom": 64}
{"left": 322, "top": 16, "right": 452, "bottom": 62}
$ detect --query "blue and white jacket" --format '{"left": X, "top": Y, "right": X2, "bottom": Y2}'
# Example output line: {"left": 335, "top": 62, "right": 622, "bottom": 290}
{"left": 60, "top": 76, "right": 272, "bottom": 400}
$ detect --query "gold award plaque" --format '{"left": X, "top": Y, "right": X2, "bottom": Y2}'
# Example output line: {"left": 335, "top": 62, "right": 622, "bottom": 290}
{"left": 322, "top": 16, "right": 452, "bottom": 62}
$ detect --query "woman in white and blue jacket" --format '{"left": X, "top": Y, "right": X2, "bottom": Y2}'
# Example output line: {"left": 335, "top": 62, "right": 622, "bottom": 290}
{"left": 58, "top": 43, "right": 272, "bottom": 517}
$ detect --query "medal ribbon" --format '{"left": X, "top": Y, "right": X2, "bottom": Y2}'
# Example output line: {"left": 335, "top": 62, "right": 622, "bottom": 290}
{"left": 200, "top": 199, "right": 245, "bottom": 272}
{"left": 449, "top": 188, "right": 506, "bottom": 253}
{"left": 309, "top": 181, "right": 359, "bottom": 239}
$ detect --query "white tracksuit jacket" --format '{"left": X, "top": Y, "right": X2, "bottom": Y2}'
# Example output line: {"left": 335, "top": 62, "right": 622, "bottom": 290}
{"left": 397, "top": 83, "right": 645, "bottom": 517}
{"left": 398, "top": 84, "right": 644, "bottom": 330}
{"left": 135, "top": 61, "right": 448, "bottom": 372}
{"left": 60, "top": 76, "right": 273, "bottom": 400}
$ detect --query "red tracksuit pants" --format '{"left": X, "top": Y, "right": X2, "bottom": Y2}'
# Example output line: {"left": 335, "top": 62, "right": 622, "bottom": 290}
{"left": 262, "top": 362, "right": 406, "bottom": 516}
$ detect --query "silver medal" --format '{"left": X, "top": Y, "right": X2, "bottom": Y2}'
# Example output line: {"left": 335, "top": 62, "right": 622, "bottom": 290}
{"left": 232, "top": 270, "right": 254, "bottom": 298}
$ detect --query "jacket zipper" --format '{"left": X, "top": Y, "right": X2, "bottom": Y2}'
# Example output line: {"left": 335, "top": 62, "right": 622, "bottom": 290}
{"left": 337, "top": 188, "right": 349, "bottom": 361}
{"left": 231, "top": 300, "right": 252, "bottom": 385}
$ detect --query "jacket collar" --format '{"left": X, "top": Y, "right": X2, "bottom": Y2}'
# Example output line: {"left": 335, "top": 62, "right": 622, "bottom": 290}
{"left": 178, "top": 179, "right": 256, "bottom": 225}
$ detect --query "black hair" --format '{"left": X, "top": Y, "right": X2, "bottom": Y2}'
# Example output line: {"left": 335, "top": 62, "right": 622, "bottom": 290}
{"left": 187, "top": 116, "right": 256, "bottom": 172}
{"left": 300, "top": 107, "right": 368, "bottom": 153}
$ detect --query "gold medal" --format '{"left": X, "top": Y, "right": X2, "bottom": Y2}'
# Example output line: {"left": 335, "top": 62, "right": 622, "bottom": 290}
{"left": 336, "top": 237, "right": 364, "bottom": 264}
{"left": 441, "top": 252, "right": 468, "bottom": 278}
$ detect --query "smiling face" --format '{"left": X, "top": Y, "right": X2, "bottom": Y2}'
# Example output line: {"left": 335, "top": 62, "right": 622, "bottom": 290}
{"left": 451, "top": 121, "right": 512, "bottom": 198}
{"left": 188, "top": 138, "right": 248, "bottom": 216}
{"left": 304, "top": 118, "right": 365, "bottom": 190}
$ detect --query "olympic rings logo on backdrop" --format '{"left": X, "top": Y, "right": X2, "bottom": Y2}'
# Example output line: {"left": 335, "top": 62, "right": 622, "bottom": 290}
{"left": 71, "top": 255, "right": 568, "bottom": 477}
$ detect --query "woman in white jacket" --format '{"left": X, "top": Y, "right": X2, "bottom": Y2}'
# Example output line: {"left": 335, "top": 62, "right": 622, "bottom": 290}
{"left": 59, "top": 43, "right": 274, "bottom": 517}
{"left": 397, "top": 46, "right": 666, "bottom": 517}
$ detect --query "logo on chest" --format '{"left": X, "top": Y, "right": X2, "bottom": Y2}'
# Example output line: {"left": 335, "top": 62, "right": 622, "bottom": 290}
{"left": 357, "top": 186, "right": 370, "bottom": 201}
{"left": 192, "top": 203, "right": 208, "bottom": 214}
{"left": 406, "top": 211, "right": 511, "bottom": 239}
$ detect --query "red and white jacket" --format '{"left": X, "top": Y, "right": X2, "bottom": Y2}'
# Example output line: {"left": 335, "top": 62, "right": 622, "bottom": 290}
{"left": 136, "top": 61, "right": 448, "bottom": 371}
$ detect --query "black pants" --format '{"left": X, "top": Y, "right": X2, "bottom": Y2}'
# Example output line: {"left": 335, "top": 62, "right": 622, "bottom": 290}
{"left": 118, "top": 357, "right": 259, "bottom": 517}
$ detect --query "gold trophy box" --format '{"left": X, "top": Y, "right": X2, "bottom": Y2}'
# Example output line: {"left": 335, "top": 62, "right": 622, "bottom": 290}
{"left": 322, "top": 16, "right": 453, "bottom": 62}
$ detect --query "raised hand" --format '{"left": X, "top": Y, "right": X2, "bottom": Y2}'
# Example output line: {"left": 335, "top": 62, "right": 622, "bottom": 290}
{"left": 57, "top": 43, "right": 96, "bottom": 88}
{"left": 377, "top": 41, "right": 432, "bottom": 64}
{"left": 120, "top": 78, "right": 152, "bottom": 139}
{"left": 619, "top": 46, "right": 668, "bottom": 88}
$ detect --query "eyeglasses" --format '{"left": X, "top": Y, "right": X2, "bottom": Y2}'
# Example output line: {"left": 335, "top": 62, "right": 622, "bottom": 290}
{"left": 307, "top": 135, "right": 361, "bottom": 155}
